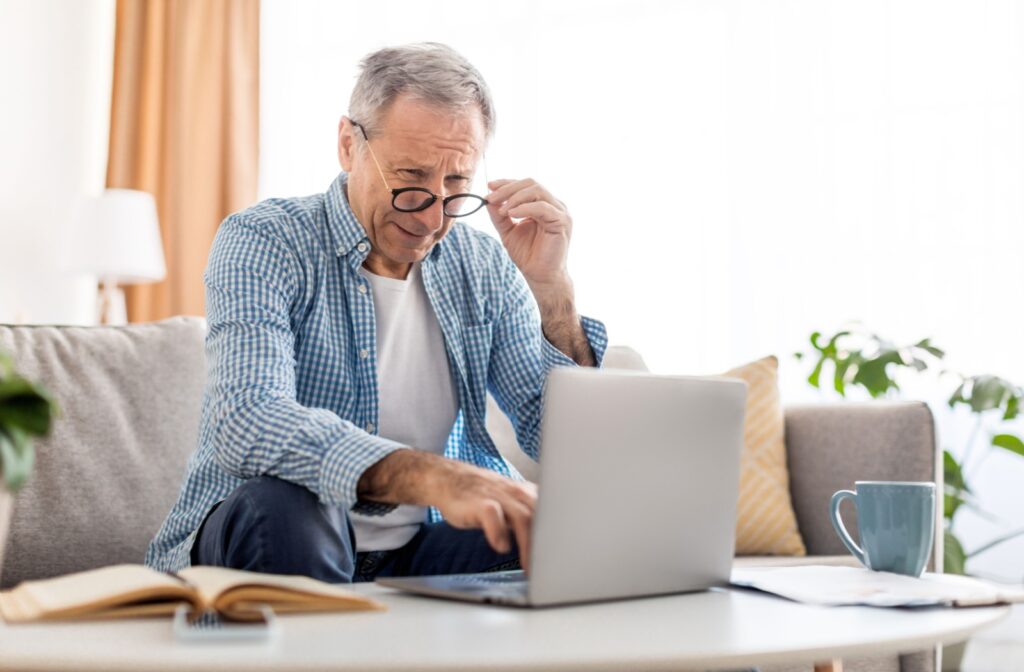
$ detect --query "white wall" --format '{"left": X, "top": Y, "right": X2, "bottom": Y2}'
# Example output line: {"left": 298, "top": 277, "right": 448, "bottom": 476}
{"left": 260, "top": 0, "right": 1024, "bottom": 582}
{"left": 0, "top": 0, "right": 115, "bottom": 325}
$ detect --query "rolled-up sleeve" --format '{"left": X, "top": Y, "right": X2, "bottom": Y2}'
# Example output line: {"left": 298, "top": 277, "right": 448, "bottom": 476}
{"left": 486, "top": 256, "right": 608, "bottom": 461}
{"left": 204, "top": 215, "right": 405, "bottom": 513}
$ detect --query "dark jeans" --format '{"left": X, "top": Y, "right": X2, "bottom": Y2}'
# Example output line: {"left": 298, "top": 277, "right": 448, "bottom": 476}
{"left": 191, "top": 475, "right": 521, "bottom": 583}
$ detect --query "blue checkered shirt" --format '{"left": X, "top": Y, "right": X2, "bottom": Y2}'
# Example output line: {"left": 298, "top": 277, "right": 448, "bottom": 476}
{"left": 145, "top": 172, "right": 608, "bottom": 572}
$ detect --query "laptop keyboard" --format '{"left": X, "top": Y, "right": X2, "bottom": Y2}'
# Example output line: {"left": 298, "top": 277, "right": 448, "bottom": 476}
{"left": 449, "top": 570, "right": 527, "bottom": 586}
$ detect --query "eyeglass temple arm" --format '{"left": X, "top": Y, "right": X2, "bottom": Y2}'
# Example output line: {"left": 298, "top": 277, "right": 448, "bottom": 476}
{"left": 351, "top": 119, "right": 392, "bottom": 192}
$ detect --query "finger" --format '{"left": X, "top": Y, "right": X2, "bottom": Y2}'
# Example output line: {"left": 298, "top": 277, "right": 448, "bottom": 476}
{"left": 506, "top": 201, "right": 567, "bottom": 227}
{"left": 508, "top": 481, "right": 538, "bottom": 510}
{"left": 477, "top": 499, "right": 511, "bottom": 554}
{"left": 504, "top": 500, "right": 533, "bottom": 575}
{"left": 485, "top": 200, "right": 517, "bottom": 236}
{"left": 487, "top": 179, "right": 515, "bottom": 191}
{"left": 500, "top": 184, "right": 563, "bottom": 216}
{"left": 486, "top": 178, "right": 535, "bottom": 205}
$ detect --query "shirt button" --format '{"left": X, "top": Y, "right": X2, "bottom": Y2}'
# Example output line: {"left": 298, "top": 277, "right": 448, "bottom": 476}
{"left": 359, "top": 348, "right": 369, "bottom": 360}
{"left": 356, "top": 242, "right": 369, "bottom": 253}
{"left": 357, "top": 284, "right": 368, "bottom": 294}
{"left": 365, "top": 422, "right": 376, "bottom": 434}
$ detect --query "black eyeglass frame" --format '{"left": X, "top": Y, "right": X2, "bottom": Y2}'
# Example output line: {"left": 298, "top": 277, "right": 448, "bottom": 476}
{"left": 351, "top": 120, "right": 489, "bottom": 218}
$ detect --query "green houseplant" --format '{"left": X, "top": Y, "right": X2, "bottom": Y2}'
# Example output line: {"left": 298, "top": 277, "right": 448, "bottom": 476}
{"left": 0, "top": 348, "right": 58, "bottom": 578}
{"left": 796, "top": 326, "right": 1024, "bottom": 576}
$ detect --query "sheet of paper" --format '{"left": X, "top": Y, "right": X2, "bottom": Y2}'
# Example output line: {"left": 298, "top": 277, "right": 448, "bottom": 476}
{"left": 730, "top": 565, "right": 1024, "bottom": 608}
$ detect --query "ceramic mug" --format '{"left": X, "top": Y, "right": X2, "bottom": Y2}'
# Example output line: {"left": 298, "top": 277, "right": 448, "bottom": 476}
{"left": 830, "top": 481, "right": 935, "bottom": 576}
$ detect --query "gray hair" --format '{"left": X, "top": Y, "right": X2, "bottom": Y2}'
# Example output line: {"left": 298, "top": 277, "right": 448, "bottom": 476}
{"left": 349, "top": 43, "right": 495, "bottom": 140}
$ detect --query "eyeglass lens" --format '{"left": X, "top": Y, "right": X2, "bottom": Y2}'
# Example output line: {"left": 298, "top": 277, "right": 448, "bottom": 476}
{"left": 392, "top": 190, "right": 487, "bottom": 217}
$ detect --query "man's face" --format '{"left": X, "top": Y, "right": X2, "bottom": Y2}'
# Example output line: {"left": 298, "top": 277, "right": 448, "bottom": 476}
{"left": 338, "top": 94, "right": 486, "bottom": 278}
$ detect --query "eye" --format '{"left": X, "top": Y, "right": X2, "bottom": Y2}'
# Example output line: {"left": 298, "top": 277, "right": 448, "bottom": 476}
{"left": 398, "top": 169, "right": 426, "bottom": 180}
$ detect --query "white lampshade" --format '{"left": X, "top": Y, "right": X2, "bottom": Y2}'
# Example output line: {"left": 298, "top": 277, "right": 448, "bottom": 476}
{"left": 65, "top": 189, "right": 166, "bottom": 284}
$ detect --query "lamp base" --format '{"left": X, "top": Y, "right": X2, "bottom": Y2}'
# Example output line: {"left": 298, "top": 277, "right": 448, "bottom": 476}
{"left": 97, "top": 279, "right": 127, "bottom": 325}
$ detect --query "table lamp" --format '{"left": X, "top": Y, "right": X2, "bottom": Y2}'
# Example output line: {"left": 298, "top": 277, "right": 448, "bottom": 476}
{"left": 66, "top": 189, "right": 166, "bottom": 325}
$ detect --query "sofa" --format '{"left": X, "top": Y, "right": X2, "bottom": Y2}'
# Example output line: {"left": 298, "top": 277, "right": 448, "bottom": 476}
{"left": 0, "top": 317, "right": 943, "bottom": 672}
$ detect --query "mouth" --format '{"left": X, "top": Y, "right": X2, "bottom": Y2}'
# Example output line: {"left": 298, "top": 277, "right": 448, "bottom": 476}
{"left": 391, "top": 220, "right": 435, "bottom": 244}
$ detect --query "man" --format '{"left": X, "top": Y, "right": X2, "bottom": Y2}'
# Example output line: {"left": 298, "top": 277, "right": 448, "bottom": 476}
{"left": 146, "top": 43, "right": 606, "bottom": 583}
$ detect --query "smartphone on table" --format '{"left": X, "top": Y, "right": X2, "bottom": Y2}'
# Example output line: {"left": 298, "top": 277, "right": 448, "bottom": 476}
{"left": 173, "top": 604, "right": 277, "bottom": 643}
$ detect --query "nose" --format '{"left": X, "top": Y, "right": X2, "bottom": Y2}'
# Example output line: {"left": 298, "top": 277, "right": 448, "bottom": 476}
{"left": 406, "top": 179, "right": 447, "bottom": 234}
{"left": 406, "top": 200, "right": 444, "bottom": 235}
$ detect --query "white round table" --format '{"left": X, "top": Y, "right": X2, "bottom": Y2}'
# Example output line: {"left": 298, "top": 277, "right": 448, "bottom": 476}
{"left": 0, "top": 584, "right": 1009, "bottom": 671}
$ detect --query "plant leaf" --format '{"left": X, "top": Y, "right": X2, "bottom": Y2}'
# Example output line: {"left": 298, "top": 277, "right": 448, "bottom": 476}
{"left": 852, "top": 350, "right": 903, "bottom": 398}
{"left": 0, "top": 398, "right": 52, "bottom": 436}
{"left": 948, "top": 380, "right": 967, "bottom": 408}
{"left": 0, "top": 377, "right": 55, "bottom": 436}
{"left": 943, "top": 450, "right": 971, "bottom": 494}
{"left": 992, "top": 433, "right": 1024, "bottom": 459}
{"left": 809, "top": 331, "right": 824, "bottom": 353}
{"left": 0, "top": 428, "right": 33, "bottom": 492}
{"left": 808, "top": 357, "right": 825, "bottom": 390}
{"left": 915, "top": 338, "right": 946, "bottom": 359}
{"left": 965, "top": 375, "right": 1013, "bottom": 413}
{"left": 833, "top": 356, "right": 857, "bottom": 397}
{"left": 944, "top": 491, "right": 965, "bottom": 519}
{"left": 944, "top": 529, "right": 967, "bottom": 575}
{"left": 1004, "top": 395, "right": 1020, "bottom": 421}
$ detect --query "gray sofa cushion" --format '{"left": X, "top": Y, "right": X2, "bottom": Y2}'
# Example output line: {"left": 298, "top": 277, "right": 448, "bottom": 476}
{"left": 0, "top": 317, "right": 206, "bottom": 589}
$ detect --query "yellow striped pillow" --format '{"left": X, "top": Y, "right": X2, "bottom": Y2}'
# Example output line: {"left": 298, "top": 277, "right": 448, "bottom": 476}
{"left": 723, "top": 356, "right": 807, "bottom": 556}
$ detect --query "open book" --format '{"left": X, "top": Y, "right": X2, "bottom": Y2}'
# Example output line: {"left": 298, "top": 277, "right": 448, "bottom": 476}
{"left": 731, "top": 565, "right": 1024, "bottom": 608}
{"left": 0, "top": 564, "right": 385, "bottom": 623}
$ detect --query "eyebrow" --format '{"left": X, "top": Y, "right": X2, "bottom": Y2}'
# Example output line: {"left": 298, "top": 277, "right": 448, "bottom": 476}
{"left": 393, "top": 165, "right": 471, "bottom": 181}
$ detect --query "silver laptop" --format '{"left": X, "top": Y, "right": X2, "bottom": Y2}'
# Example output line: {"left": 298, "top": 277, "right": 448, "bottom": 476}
{"left": 376, "top": 366, "right": 747, "bottom": 607}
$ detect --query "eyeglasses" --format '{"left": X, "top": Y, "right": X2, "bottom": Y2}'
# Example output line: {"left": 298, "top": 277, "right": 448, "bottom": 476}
{"left": 351, "top": 121, "right": 489, "bottom": 218}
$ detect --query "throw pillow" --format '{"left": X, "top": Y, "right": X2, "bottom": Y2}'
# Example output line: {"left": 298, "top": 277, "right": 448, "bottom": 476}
{"left": 724, "top": 356, "right": 807, "bottom": 556}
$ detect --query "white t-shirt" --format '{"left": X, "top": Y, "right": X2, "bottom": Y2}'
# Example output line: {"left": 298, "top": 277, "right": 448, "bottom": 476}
{"left": 348, "top": 263, "right": 459, "bottom": 551}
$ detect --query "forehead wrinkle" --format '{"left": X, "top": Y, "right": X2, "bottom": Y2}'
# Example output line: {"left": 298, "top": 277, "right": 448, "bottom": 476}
{"left": 389, "top": 131, "right": 480, "bottom": 160}
{"left": 374, "top": 96, "right": 486, "bottom": 178}
{"left": 386, "top": 140, "right": 479, "bottom": 178}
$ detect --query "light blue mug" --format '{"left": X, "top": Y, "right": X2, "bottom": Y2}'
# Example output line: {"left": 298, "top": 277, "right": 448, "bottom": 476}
{"left": 830, "top": 481, "right": 935, "bottom": 577}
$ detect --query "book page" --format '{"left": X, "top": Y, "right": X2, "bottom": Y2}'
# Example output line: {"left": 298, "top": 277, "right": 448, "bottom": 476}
{"left": 177, "top": 566, "right": 385, "bottom": 615}
{"left": 730, "top": 565, "right": 1024, "bottom": 608}
{"left": 0, "top": 564, "right": 197, "bottom": 623}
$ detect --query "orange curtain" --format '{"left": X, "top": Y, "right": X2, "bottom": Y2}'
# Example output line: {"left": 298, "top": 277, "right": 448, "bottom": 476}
{"left": 106, "top": 0, "right": 259, "bottom": 322}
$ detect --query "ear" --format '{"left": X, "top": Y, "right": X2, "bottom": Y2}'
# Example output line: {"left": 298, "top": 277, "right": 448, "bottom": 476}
{"left": 338, "top": 116, "right": 356, "bottom": 171}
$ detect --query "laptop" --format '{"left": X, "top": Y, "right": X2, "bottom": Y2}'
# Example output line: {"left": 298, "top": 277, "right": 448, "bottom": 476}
{"left": 376, "top": 366, "right": 747, "bottom": 607}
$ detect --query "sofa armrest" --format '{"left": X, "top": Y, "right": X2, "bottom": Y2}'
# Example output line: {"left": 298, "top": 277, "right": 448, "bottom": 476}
{"left": 784, "top": 402, "right": 943, "bottom": 571}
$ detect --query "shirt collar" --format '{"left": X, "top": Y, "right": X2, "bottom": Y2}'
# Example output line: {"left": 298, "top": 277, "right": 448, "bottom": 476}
{"left": 325, "top": 172, "right": 370, "bottom": 260}
{"left": 326, "top": 172, "right": 446, "bottom": 266}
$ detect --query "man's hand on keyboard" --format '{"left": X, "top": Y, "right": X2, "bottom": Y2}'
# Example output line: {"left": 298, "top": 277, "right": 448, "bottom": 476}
{"left": 433, "top": 460, "right": 537, "bottom": 574}
{"left": 356, "top": 450, "right": 537, "bottom": 573}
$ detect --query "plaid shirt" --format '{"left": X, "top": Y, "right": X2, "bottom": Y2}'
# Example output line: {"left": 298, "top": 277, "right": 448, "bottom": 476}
{"left": 145, "top": 172, "right": 608, "bottom": 572}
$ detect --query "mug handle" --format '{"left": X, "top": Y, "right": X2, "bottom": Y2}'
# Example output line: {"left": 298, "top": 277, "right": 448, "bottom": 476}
{"left": 830, "top": 490, "right": 868, "bottom": 568}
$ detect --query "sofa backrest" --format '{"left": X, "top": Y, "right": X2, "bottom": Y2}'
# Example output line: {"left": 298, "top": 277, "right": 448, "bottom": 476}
{"left": 0, "top": 317, "right": 206, "bottom": 588}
